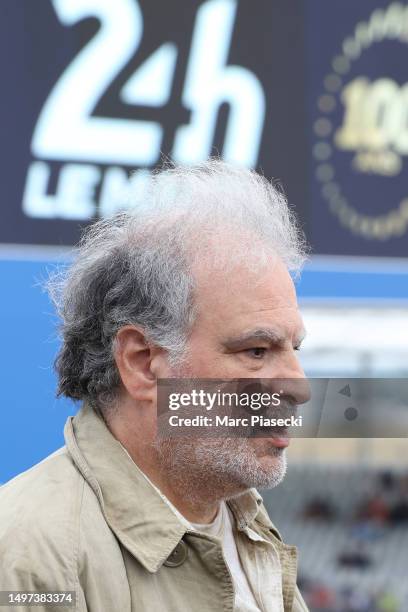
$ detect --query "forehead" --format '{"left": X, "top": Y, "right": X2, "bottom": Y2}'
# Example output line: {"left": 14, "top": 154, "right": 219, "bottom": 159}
{"left": 192, "top": 256, "right": 304, "bottom": 339}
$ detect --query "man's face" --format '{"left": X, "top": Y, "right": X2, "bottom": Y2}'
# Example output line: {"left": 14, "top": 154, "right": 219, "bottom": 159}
{"left": 155, "top": 255, "right": 307, "bottom": 498}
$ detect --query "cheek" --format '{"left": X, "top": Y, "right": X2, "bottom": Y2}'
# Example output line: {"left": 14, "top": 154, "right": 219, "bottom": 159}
{"left": 184, "top": 337, "right": 220, "bottom": 374}
{"left": 187, "top": 349, "right": 235, "bottom": 378}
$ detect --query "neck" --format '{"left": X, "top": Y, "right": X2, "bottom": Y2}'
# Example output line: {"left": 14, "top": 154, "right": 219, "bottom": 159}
{"left": 105, "top": 408, "right": 221, "bottom": 524}
{"left": 140, "top": 460, "right": 221, "bottom": 524}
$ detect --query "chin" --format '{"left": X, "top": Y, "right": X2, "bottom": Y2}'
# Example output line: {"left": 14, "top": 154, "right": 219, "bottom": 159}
{"left": 223, "top": 447, "right": 288, "bottom": 493}
{"left": 251, "top": 449, "right": 288, "bottom": 490}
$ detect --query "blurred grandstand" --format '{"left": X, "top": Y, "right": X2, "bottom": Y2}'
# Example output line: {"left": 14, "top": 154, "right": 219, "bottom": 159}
{"left": 264, "top": 464, "right": 408, "bottom": 612}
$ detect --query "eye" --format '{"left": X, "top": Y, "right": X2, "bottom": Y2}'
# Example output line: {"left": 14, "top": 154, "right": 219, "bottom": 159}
{"left": 294, "top": 345, "right": 301, "bottom": 352}
{"left": 246, "top": 347, "right": 267, "bottom": 359}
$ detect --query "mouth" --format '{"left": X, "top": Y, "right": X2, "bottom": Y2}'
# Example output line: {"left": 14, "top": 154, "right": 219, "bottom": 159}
{"left": 255, "top": 436, "right": 289, "bottom": 459}
{"left": 270, "top": 434, "right": 290, "bottom": 448}
{"left": 249, "top": 412, "right": 293, "bottom": 445}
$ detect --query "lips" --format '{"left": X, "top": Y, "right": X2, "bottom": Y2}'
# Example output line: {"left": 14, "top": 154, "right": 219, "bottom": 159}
{"left": 270, "top": 434, "right": 290, "bottom": 448}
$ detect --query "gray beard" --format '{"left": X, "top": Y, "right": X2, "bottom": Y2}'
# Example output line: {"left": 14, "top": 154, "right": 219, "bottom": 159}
{"left": 153, "top": 435, "right": 287, "bottom": 506}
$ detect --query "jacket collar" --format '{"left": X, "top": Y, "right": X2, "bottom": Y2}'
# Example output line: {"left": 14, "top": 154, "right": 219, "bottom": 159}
{"left": 64, "top": 403, "right": 266, "bottom": 573}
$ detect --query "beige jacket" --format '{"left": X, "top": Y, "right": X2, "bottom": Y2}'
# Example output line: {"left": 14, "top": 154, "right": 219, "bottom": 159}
{"left": 0, "top": 404, "right": 309, "bottom": 612}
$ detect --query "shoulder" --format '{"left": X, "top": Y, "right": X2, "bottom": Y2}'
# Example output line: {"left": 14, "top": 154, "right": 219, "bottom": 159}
{"left": 0, "top": 446, "right": 128, "bottom": 604}
{"left": 0, "top": 446, "right": 83, "bottom": 529}
{"left": 0, "top": 448, "right": 84, "bottom": 589}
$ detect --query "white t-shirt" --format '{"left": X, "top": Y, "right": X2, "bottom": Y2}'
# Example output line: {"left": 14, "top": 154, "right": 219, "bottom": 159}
{"left": 191, "top": 501, "right": 262, "bottom": 611}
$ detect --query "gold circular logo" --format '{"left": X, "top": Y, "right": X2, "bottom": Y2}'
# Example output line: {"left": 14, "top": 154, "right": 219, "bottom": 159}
{"left": 314, "top": 2, "right": 408, "bottom": 240}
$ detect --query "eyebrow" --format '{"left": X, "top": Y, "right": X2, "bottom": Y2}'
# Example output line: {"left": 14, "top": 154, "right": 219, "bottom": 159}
{"left": 223, "top": 327, "right": 306, "bottom": 350}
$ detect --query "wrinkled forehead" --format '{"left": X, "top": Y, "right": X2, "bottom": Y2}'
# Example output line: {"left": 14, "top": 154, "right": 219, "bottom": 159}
{"left": 191, "top": 251, "right": 301, "bottom": 329}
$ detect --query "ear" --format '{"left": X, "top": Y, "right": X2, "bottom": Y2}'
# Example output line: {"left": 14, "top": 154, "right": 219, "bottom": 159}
{"left": 114, "top": 325, "right": 159, "bottom": 402}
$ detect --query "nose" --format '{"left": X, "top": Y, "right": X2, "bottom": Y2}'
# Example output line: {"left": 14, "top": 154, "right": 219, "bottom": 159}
{"left": 282, "top": 376, "right": 311, "bottom": 406}
{"left": 267, "top": 349, "right": 311, "bottom": 406}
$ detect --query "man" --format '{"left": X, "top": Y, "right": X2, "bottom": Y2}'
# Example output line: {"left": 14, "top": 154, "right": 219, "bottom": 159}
{"left": 0, "top": 160, "right": 309, "bottom": 611}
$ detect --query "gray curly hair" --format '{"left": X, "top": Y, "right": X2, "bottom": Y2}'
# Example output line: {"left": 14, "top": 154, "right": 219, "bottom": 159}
{"left": 48, "top": 159, "right": 307, "bottom": 412}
